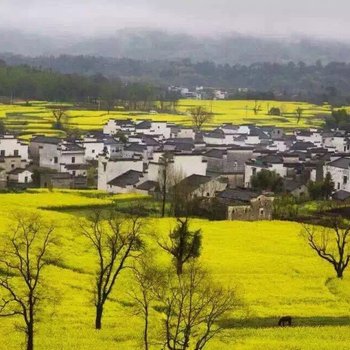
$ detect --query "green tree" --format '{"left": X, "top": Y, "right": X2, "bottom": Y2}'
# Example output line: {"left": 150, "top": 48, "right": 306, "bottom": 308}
{"left": 323, "top": 172, "right": 334, "bottom": 199}
{"left": 251, "top": 169, "right": 283, "bottom": 193}
{"left": 308, "top": 172, "right": 334, "bottom": 200}
{"left": 268, "top": 107, "right": 281, "bottom": 116}
{"left": 159, "top": 218, "right": 202, "bottom": 275}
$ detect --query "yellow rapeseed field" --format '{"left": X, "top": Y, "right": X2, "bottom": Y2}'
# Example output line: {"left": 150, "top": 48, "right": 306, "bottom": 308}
{"left": 0, "top": 190, "right": 349, "bottom": 349}
{"left": 0, "top": 99, "right": 331, "bottom": 139}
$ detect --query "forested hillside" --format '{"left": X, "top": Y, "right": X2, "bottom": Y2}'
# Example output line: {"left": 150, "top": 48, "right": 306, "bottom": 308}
{"left": 2, "top": 56, "right": 350, "bottom": 105}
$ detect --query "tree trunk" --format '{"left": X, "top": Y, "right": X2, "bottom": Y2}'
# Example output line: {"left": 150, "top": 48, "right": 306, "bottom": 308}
{"left": 161, "top": 169, "right": 167, "bottom": 218}
{"left": 27, "top": 322, "right": 34, "bottom": 350}
{"left": 144, "top": 305, "right": 149, "bottom": 350}
{"left": 176, "top": 260, "right": 183, "bottom": 275}
{"left": 337, "top": 268, "right": 343, "bottom": 279}
{"left": 95, "top": 303, "right": 104, "bottom": 330}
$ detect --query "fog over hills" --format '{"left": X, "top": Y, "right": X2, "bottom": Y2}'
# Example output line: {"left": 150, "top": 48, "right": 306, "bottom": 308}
{"left": 2, "top": 28, "right": 350, "bottom": 65}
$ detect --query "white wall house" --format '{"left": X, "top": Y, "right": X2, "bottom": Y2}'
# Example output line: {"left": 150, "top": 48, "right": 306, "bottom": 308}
{"left": 324, "top": 157, "right": 350, "bottom": 192}
{"left": 0, "top": 135, "right": 29, "bottom": 160}
{"left": 135, "top": 121, "right": 172, "bottom": 139}
{"left": 296, "top": 131, "right": 322, "bottom": 145}
{"left": 39, "top": 142, "right": 86, "bottom": 171}
{"left": 8, "top": 168, "right": 33, "bottom": 184}
{"left": 147, "top": 153, "right": 207, "bottom": 182}
{"left": 79, "top": 134, "right": 108, "bottom": 160}
{"left": 98, "top": 155, "right": 144, "bottom": 191}
{"left": 323, "top": 134, "right": 350, "bottom": 153}
{"left": 176, "top": 128, "right": 195, "bottom": 140}
{"left": 268, "top": 140, "right": 288, "bottom": 152}
{"left": 244, "top": 161, "right": 287, "bottom": 188}
{"left": 103, "top": 119, "right": 135, "bottom": 136}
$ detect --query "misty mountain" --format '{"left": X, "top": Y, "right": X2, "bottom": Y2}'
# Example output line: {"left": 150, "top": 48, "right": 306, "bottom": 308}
{"left": 2, "top": 29, "right": 350, "bottom": 64}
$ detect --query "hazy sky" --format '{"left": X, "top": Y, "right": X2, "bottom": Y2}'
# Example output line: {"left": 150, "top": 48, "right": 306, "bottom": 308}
{"left": 1, "top": 0, "right": 350, "bottom": 39}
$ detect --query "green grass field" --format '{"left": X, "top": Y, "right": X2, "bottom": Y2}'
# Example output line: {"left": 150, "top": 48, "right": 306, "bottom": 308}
{"left": 0, "top": 190, "right": 349, "bottom": 349}
{"left": 0, "top": 99, "right": 331, "bottom": 139}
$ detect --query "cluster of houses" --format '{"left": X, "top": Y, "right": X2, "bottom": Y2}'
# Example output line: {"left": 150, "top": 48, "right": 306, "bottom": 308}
{"left": 168, "top": 86, "right": 228, "bottom": 100}
{"left": 2, "top": 119, "right": 350, "bottom": 220}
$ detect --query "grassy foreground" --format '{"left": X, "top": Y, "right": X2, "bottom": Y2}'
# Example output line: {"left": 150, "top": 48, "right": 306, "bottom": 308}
{"left": 0, "top": 190, "right": 349, "bottom": 349}
{"left": 0, "top": 99, "right": 331, "bottom": 139}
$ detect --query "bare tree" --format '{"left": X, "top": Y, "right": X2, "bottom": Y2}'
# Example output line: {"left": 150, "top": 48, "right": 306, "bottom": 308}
{"left": 80, "top": 210, "right": 143, "bottom": 329}
{"left": 159, "top": 263, "right": 237, "bottom": 350}
{"left": 159, "top": 218, "right": 202, "bottom": 275}
{"left": 252, "top": 100, "right": 262, "bottom": 115}
{"left": 130, "top": 253, "right": 165, "bottom": 350}
{"left": 188, "top": 106, "right": 213, "bottom": 131}
{"left": 49, "top": 106, "right": 69, "bottom": 130}
{"left": 302, "top": 217, "right": 350, "bottom": 278}
{"left": 295, "top": 107, "right": 304, "bottom": 124}
{"left": 0, "top": 212, "right": 55, "bottom": 350}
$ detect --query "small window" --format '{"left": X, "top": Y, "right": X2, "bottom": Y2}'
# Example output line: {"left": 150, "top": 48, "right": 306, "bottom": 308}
{"left": 259, "top": 208, "right": 264, "bottom": 216}
{"left": 14, "top": 150, "right": 19, "bottom": 156}
{"left": 338, "top": 182, "right": 341, "bottom": 190}
{"left": 0, "top": 150, "right": 5, "bottom": 156}
{"left": 103, "top": 163, "right": 107, "bottom": 172}
{"left": 72, "top": 157, "right": 75, "bottom": 164}
{"left": 11, "top": 164, "right": 15, "bottom": 169}
{"left": 54, "top": 157, "right": 58, "bottom": 164}
{"left": 24, "top": 176, "right": 28, "bottom": 183}
{"left": 72, "top": 171, "right": 76, "bottom": 176}
{"left": 344, "top": 176, "right": 348, "bottom": 185}
{"left": 206, "top": 192, "right": 210, "bottom": 197}
{"left": 92, "top": 149, "right": 95, "bottom": 153}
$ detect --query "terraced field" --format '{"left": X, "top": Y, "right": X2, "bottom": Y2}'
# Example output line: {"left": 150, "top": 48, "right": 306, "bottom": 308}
{"left": 0, "top": 190, "right": 349, "bottom": 349}
{"left": 0, "top": 99, "right": 331, "bottom": 139}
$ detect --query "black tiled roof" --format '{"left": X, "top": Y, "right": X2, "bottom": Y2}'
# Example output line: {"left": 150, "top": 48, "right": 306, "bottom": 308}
{"left": 107, "top": 170, "right": 144, "bottom": 187}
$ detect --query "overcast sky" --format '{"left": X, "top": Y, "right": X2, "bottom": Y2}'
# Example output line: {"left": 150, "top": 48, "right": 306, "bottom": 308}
{"left": 1, "top": 0, "right": 350, "bottom": 40}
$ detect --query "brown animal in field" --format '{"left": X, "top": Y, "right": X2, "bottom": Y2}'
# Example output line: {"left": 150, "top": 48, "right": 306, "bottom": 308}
{"left": 278, "top": 316, "right": 292, "bottom": 327}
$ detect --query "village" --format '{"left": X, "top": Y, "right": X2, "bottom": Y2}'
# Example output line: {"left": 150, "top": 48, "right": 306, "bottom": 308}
{"left": 1, "top": 118, "right": 349, "bottom": 220}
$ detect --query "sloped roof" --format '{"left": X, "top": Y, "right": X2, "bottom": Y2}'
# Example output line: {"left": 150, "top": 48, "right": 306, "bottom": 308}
{"left": 64, "top": 164, "right": 90, "bottom": 170}
{"left": 142, "top": 135, "right": 159, "bottom": 146}
{"left": 217, "top": 188, "right": 260, "bottom": 204}
{"left": 107, "top": 170, "right": 144, "bottom": 187}
{"left": 8, "top": 168, "right": 32, "bottom": 175}
{"left": 249, "top": 126, "right": 269, "bottom": 139}
{"left": 204, "top": 149, "right": 227, "bottom": 159}
{"left": 290, "top": 141, "right": 315, "bottom": 151}
{"left": 136, "top": 180, "right": 158, "bottom": 191}
{"left": 176, "top": 174, "right": 213, "bottom": 192}
{"left": 136, "top": 121, "right": 152, "bottom": 129}
{"left": 31, "top": 136, "right": 61, "bottom": 144}
{"left": 61, "top": 142, "right": 85, "bottom": 152}
{"left": 333, "top": 190, "right": 350, "bottom": 201}
{"left": 327, "top": 157, "right": 350, "bottom": 169}
{"left": 283, "top": 179, "right": 306, "bottom": 192}
{"left": 125, "top": 144, "right": 147, "bottom": 152}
